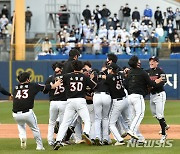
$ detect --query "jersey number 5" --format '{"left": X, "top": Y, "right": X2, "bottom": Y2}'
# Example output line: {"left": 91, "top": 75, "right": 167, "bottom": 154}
{"left": 70, "top": 82, "right": 83, "bottom": 91}
{"left": 15, "top": 89, "right": 29, "bottom": 99}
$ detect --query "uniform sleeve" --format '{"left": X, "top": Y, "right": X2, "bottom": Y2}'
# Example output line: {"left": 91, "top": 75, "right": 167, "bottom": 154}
{"left": 0, "top": 83, "right": 11, "bottom": 96}
{"left": 143, "top": 71, "right": 156, "bottom": 87}
{"left": 155, "top": 69, "right": 167, "bottom": 88}
{"left": 43, "top": 76, "right": 53, "bottom": 94}
{"left": 86, "top": 76, "right": 97, "bottom": 89}
{"left": 33, "top": 83, "right": 51, "bottom": 95}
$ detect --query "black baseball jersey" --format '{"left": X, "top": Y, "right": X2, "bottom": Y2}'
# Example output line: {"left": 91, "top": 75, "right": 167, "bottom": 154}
{"left": 146, "top": 67, "right": 166, "bottom": 94}
{"left": 62, "top": 58, "right": 74, "bottom": 74}
{"left": 86, "top": 87, "right": 93, "bottom": 104}
{"left": 127, "top": 68, "right": 157, "bottom": 96}
{"left": 13, "top": 83, "right": 51, "bottom": 112}
{"left": 94, "top": 71, "right": 110, "bottom": 93}
{"left": 44, "top": 75, "right": 66, "bottom": 101}
{"left": 63, "top": 72, "right": 96, "bottom": 98}
{"left": 105, "top": 74, "right": 126, "bottom": 99}
{"left": 0, "top": 83, "right": 11, "bottom": 96}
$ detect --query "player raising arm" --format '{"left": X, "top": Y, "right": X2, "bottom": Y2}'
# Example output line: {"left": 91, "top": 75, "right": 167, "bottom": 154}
{"left": 12, "top": 72, "right": 60, "bottom": 150}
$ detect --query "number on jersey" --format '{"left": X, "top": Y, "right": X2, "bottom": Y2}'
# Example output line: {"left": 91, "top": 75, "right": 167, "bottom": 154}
{"left": 70, "top": 82, "right": 83, "bottom": 91}
{"left": 54, "top": 84, "right": 65, "bottom": 95}
{"left": 116, "top": 81, "right": 122, "bottom": 90}
{"left": 15, "top": 89, "right": 29, "bottom": 99}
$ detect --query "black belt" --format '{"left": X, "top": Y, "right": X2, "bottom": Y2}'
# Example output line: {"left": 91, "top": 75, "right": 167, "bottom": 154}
{"left": 95, "top": 92, "right": 110, "bottom": 95}
{"left": 14, "top": 109, "right": 30, "bottom": 113}
{"left": 151, "top": 91, "right": 163, "bottom": 95}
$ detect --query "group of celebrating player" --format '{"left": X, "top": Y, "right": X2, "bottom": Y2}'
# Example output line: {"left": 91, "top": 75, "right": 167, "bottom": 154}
{"left": 6, "top": 49, "right": 170, "bottom": 150}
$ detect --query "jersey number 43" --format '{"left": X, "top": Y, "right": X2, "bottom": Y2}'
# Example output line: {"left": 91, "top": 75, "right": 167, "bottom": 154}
{"left": 15, "top": 89, "right": 29, "bottom": 99}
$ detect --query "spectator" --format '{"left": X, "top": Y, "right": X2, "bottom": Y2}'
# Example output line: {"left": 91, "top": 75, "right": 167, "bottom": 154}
{"left": 100, "top": 4, "right": 111, "bottom": 25}
{"left": 175, "top": 8, "right": 180, "bottom": 30}
{"left": 98, "top": 25, "right": 107, "bottom": 39}
{"left": 168, "top": 28, "right": 179, "bottom": 42}
{"left": 118, "top": 6, "right": 124, "bottom": 27}
{"left": 154, "top": 6, "right": 163, "bottom": 27}
{"left": 1, "top": 4, "right": 9, "bottom": 19}
{"left": 42, "top": 37, "right": 52, "bottom": 53}
{"left": 167, "top": 20, "right": 174, "bottom": 40}
{"left": 143, "top": 4, "right": 153, "bottom": 18}
{"left": 109, "top": 37, "right": 120, "bottom": 54}
{"left": 115, "top": 26, "right": 123, "bottom": 38}
{"left": 78, "top": 19, "right": 87, "bottom": 41}
{"left": 122, "top": 3, "right": 131, "bottom": 29}
{"left": 167, "top": 7, "right": 174, "bottom": 23}
{"left": 106, "top": 17, "right": 116, "bottom": 30}
{"left": 0, "top": 14, "right": 9, "bottom": 39}
{"left": 82, "top": 5, "right": 91, "bottom": 25}
{"left": 25, "top": 6, "right": 33, "bottom": 31}
{"left": 155, "top": 24, "right": 164, "bottom": 42}
{"left": 93, "top": 5, "right": 101, "bottom": 31}
{"left": 92, "top": 35, "right": 102, "bottom": 54}
{"left": 112, "top": 13, "right": 119, "bottom": 29}
{"left": 108, "top": 26, "right": 115, "bottom": 41}
{"left": 132, "top": 7, "right": 140, "bottom": 22}
{"left": 88, "top": 15, "right": 97, "bottom": 29}
{"left": 101, "top": 37, "right": 109, "bottom": 54}
{"left": 162, "top": 12, "right": 168, "bottom": 31}
{"left": 58, "top": 5, "right": 70, "bottom": 28}
{"left": 149, "top": 32, "right": 158, "bottom": 56}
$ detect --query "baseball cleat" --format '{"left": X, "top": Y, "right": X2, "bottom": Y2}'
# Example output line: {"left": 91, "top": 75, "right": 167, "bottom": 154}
{"left": 94, "top": 137, "right": 102, "bottom": 146}
{"left": 160, "top": 134, "right": 167, "bottom": 144}
{"left": 114, "top": 140, "right": 125, "bottom": 146}
{"left": 53, "top": 141, "right": 62, "bottom": 150}
{"left": 82, "top": 133, "right": 92, "bottom": 145}
{"left": 75, "top": 139, "right": 85, "bottom": 144}
{"left": 159, "top": 125, "right": 170, "bottom": 134}
{"left": 102, "top": 139, "right": 109, "bottom": 145}
{"left": 121, "top": 132, "right": 128, "bottom": 138}
{"left": 20, "top": 138, "right": 27, "bottom": 150}
{"left": 127, "top": 130, "right": 139, "bottom": 140}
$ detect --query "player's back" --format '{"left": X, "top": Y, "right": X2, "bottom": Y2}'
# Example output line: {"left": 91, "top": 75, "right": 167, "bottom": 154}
{"left": 63, "top": 72, "right": 96, "bottom": 99}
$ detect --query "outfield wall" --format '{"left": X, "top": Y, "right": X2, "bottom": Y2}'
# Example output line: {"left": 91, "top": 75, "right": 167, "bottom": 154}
{"left": 0, "top": 60, "right": 179, "bottom": 100}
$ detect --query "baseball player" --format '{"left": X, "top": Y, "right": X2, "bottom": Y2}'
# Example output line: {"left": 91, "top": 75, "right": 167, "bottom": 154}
{"left": 103, "top": 63, "right": 129, "bottom": 146}
{"left": 146, "top": 56, "right": 169, "bottom": 143}
{"left": 0, "top": 82, "right": 12, "bottom": 97}
{"left": 126, "top": 56, "right": 162, "bottom": 141}
{"left": 12, "top": 72, "right": 60, "bottom": 150}
{"left": 44, "top": 62, "right": 68, "bottom": 146}
{"left": 53, "top": 60, "right": 97, "bottom": 150}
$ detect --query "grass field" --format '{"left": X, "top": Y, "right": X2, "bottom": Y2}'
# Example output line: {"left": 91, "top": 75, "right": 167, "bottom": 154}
{"left": 0, "top": 139, "right": 179, "bottom": 154}
{"left": 0, "top": 100, "right": 180, "bottom": 124}
{"left": 0, "top": 100, "right": 179, "bottom": 153}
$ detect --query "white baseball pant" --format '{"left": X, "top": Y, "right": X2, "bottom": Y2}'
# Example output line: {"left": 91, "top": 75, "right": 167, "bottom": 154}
{"left": 56, "top": 98, "right": 91, "bottom": 142}
{"left": 12, "top": 109, "right": 44, "bottom": 149}
{"left": 93, "top": 92, "right": 111, "bottom": 141}
{"left": 47, "top": 100, "right": 68, "bottom": 145}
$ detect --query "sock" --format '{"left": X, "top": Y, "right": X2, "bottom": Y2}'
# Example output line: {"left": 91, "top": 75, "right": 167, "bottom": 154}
{"left": 161, "top": 118, "right": 167, "bottom": 128}
{"left": 158, "top": 118, "right": 166, "bottom": 135}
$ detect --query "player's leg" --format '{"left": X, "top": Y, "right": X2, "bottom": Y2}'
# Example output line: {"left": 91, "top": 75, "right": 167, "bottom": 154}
{"left": 93, "top": 93, "right": 103, "bottom": 141}
{"left": 155, "top": 92, "right": 168, "bottom": 142}
{"left": 102, "top": 93, "right": 112, "bottom": 143}
{"left": 76, "top": 98, "right": 91, "bottom": 144}
{"left": 47, "top": 101, "right": 59, "bottom": 145}
{"left": 150, "top": 94, "right": 157, "bottom": 117}
{"left": 87, "top": 104, "right": 95, "bottom": 140}
{"left": 12, "top": 113, "right": 27, "bottom": 149}
{"left": 128, "top": 94, "right": 145, "bottom": 139}
{"left": 109, "top": 100, "right": 124, "bottom": 144}
{"left": 74, "top": 116, "right": 83, "bottom": 143}
{"left": 25, "top": 110, "right": 44, "bottom": 150}
{"left": 55, "top": 100, "right": 76, "bottom": 142}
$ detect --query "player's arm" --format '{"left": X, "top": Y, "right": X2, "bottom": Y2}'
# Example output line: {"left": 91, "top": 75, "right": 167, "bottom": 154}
{"left": 43, "top": 76, "right": 53, "bottom": 94}
{"left": 86, "top": 76, "right": 97, "bottom": 90}
{"left": 0, "top": 83, "right": 11, "bottom": 96}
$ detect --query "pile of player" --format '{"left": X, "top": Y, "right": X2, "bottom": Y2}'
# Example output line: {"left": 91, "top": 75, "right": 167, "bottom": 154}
{"left": 10, "top": 49, "right": 170, "bottom": 150}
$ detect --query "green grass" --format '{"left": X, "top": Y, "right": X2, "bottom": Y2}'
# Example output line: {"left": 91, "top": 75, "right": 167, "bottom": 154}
{"left": 0, "top": 139, "right": 179, "bottom": 154}
{"left": 0, "top": 100, "right": 180, "bottom": 124}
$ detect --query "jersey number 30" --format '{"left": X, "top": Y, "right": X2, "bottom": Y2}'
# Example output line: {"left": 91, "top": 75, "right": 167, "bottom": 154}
{"left": 15, "top": 89, "right": 29, "bottom": 99}
{"left": 70, "top": 82, "right": 83, "bottom": 91}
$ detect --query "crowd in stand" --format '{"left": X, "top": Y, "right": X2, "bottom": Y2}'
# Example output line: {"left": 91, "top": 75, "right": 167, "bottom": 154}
{"left": 40, "top": 3, "right": 179, "bottom": 57}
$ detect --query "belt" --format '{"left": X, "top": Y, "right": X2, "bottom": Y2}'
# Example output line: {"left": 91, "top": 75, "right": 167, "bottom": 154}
{"left": 113, "top": 96, "right": 126, "bottom": 101}
{"left": 151, "top": 91, "right": 163, "bottom": 95}
{"left": 14, "top": 109, "right": 30, "bottom": 114}
{"left": 95, "top": 92, "right": 110, "bottom": 95}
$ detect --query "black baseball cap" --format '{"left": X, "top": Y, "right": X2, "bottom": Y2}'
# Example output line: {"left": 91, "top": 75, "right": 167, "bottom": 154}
{"left": 149, "top": 56, "right": 159, "bottom": 62}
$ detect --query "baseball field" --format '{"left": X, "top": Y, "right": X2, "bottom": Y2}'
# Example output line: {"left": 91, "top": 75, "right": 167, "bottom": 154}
{"left": 0, "top": 100, "right": 180, "bottom": 153}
